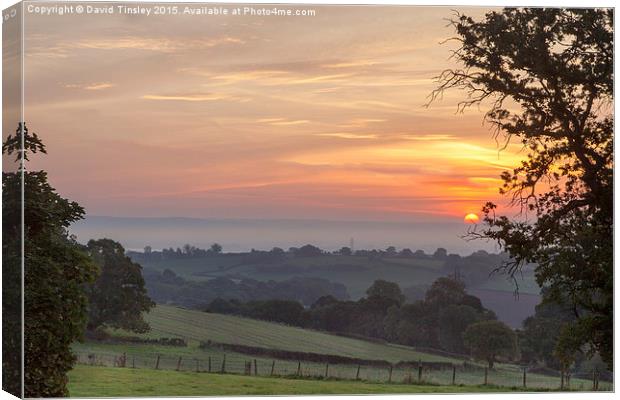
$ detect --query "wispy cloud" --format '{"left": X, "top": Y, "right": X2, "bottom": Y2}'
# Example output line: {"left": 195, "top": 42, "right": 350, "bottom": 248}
{"left": 321, "top": 60, "right": 381, "bottom": 69}
{"left": 65, "top": 82, "right": 115, "bottom": 90}
{"left": 256, "top": 118, "right": 310, "bottom": 126}
{"left": 142, "top": 93, "right": 250, "bottom": 102}
{"left": 316, "top": 133, "right": 378, "bottom": 139}
{"left": 403, "top": 134, "right": 457, "bottom": 141}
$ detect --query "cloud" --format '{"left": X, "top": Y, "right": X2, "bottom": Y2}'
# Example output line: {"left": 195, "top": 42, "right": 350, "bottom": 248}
{"left": 28, "top": 36, "right": 245, "bottom": 58}
{"left": 65, "top": 82, "right": 115, "bottom": 90}
{"left": 403, "top": 134, "right": 457, "bottom": 141}
{"left": 316, "top": 133, "right": 378, "bottom": 139}
{"left": 141, "top": 92, "right": 250, "bottom": 102}
{"left": 321, "top": 60, "right": 381, "bottom": 69}
{"left": 256, "top": 118, "right": 310, "bottom": 126}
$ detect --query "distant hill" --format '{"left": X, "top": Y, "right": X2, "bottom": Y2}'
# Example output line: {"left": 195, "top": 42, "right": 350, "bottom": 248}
{"left": 130, "top": 249, "right": 540, "bottom": 327}
{"left": 71, "top": 215, "right": 497, "bottom": 254}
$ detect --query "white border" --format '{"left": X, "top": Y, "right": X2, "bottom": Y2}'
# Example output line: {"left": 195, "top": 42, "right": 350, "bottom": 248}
{"left": 0, "top": 1, "right": 617, "bottom": 400}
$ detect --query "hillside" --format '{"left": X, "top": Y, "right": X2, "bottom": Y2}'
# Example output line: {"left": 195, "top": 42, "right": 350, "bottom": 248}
{"left": 137, "top": 252, "right": 541, "bottom": 327}
{"left": 126, "top": 305, "right": 455, "bottom": 363}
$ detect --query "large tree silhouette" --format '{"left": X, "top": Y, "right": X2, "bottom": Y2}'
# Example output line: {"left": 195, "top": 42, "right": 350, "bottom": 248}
{"left": 430, "top": 9, "right": 613, "bottom": 368}
{"left": 3, "top": 123, "right": 99, "bottom": 396}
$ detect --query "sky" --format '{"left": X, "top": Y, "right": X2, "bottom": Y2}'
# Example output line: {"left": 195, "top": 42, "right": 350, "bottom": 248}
{"left": 21, "top": 4, "right": 526, "bottom": 235}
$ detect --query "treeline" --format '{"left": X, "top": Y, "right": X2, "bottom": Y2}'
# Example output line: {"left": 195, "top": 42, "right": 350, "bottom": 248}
{"left": 131, "top": 243, "right": 515, "bottom": 289}
{"left": 142, "top": 268, "right": 349, "bottom": 308}
{"left": 130, "top": 242, "right": 507, "bottom": 262}
{"left": 206, "top": 277, "right": 518, "bottom": 367}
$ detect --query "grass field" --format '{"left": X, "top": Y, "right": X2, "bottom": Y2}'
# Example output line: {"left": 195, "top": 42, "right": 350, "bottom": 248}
{"left": 68, "top": 365, "right": 533, "bottom": 396}
{"left": 74, "top": 305, "right": 610, "bottom": 391}
{"left": 114, "top": 305, "right": 455, "bottom": 363}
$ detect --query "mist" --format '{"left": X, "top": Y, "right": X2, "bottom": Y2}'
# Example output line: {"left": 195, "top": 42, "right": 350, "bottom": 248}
{"left": 71, "top": 215, "right": 499, "bottom": 255}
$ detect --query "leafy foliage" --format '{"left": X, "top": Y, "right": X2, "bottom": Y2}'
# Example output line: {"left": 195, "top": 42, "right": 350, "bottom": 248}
{"left": 432, "top": 8, "right": 613, "bottom": 368}
{"left": 463, "top": 320, "right": 518, "bottom": 368}
{"left": 143, "top": 269, "right": 349, "bottom": 308}
{"left": 3, "top": 123, "right": 99, "bottom": 397}
{"left": 86, "top": 239, "right": 154, "bottom": 333}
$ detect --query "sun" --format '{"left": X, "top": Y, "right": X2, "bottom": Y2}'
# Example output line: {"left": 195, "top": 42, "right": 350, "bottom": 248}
{"left": 464, "top": 213, "right": 480, "bottom": 224}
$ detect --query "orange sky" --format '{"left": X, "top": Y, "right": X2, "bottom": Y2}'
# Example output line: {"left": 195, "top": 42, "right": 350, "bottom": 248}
{"left": 21, "top": 4, "right": 524, "bottom": 223}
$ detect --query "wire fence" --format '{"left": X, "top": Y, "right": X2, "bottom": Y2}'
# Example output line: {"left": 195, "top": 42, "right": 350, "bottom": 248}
{"left": 74, "top": 350, "right": 611, "bottom": 391}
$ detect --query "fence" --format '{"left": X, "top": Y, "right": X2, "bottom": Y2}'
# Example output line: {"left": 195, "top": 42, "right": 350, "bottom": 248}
{"left": 74, "top": 350, "right": 612, "bottom": 391}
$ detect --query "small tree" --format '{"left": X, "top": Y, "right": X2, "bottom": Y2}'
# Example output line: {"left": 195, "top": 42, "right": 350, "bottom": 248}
{"left": 210, "top": 243, "right": 223, "bottom": 254}
{"left": 338, "top": 246, "right": 352, "bottom": 256}
{"left": 86, "top": 239, "right": 154, "bottom": 333}
{"left": 463, "top": 320, "right": 518, "bottom": 368}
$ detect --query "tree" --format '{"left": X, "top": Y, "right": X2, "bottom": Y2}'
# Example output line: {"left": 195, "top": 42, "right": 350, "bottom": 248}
{"left": 425, "top": 277, "right": 466, "bottom": 309}
{"left": 519, "top": 291, "right": 577, "bottom": 369}
{"left": 210, "top": 243, "right": 223, "bottom": 254}
{"left": 366, "top": 280, "right": 405, "bottom": 307}
{"left": 433, "top": 248, "right": 448, "bottom": 259}
{"left": 431, "top": 9, "right": 613, "bottom": 368}
{"left": 438, "top": 305, "right": 481, "bottom": 353}
{"left": 86, "top": 239, "right": 154, "bottom": 333}
{"left": 3, "top": 123, "right": 99, "bottom": 397}
{"left": 463, "top": 320, "right": 518, "bottom": 368}
{"left": 295, "top": 244, "right": 323, "bottom": 257}
{"left": 338, "top": 246, "right": 352, "bottom": 256}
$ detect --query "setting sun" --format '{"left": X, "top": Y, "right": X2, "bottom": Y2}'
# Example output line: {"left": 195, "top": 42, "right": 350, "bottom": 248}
{"left": 464, "top": 213, "right": 480, "bottom": 224}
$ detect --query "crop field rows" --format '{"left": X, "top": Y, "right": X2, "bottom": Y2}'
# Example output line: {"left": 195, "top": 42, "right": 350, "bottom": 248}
{"left": 73, "top": 348, "right": 610, "bottom": 391}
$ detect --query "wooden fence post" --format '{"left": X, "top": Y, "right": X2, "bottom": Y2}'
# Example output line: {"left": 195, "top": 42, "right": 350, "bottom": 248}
{"left": 208, "top": 356, "right": 212, "bottom": 373}
{"left": 356, "top": 365, "right": 361, "bottom": 380}
{"left": 154, "top": 355, "right": 161, "bottom": 370}
{"left": 523, "top": 367, "right": 527, "bottom": 388}
{"left": 594, "top": 369, "right": 599, "bottom": 391}
{"left": 596, "top": 370, "right": 600, "bottom": 390}
{"left": 388, "top": 365, "right": 393, "bottom": 383}
{"left": 452, "top": 365, "right": 456, "bottom": 385}
{"left": 270, "top": 360, "right": 276, "bottom": 376}
{"left": 325, "top": 363, "right": 329, "bottom": 378}
{"left": 254, "top": 359, "right": 258, "bottom": 376}
{"left": 297, "top": 361, "right": 301, "bottom": 376}
{"left": 418, "top": 365, "right": 423, "bottom": 382}
{"left": 484, "top": 367, "right": 488, "bottom": 385}
{"left": 176, "top": 356, "right": 183, "bottom": 371}
{"left": 122, "top": 352, "right": 127, "bottom": 368}
{"left": 221, "top": 354, "right": 226, "bottom": 374}
{"left": 132, "top": 356, "right": 135, "bottom": 369}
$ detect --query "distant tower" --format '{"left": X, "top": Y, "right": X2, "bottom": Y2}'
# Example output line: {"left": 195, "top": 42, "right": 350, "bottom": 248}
{"left": 350, "top": 237, "right": 355, "bottom": 253}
